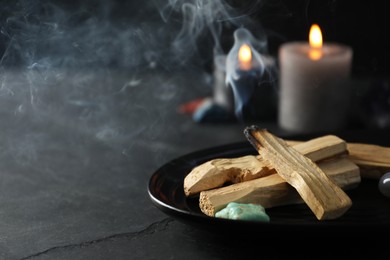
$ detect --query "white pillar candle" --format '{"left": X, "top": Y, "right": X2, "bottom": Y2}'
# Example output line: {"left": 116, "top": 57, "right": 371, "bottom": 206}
{"left": 278, "top": 24, "right": 353, "bottom": 133}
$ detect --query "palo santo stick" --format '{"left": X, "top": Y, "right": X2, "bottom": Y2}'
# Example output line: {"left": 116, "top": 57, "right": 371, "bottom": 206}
{"left": 347, "top": 143, "right": 390, "bottom": 179}
{"left": 291, "top": 135, "right": 347, "bottom": 162}
{"left": 244, "top": 126, "right": 352, "bottom": 220}
{"left": 184, "top": 155, "right": 270, "bottom": 197}
{"left": 288, "top": 140, "right": 390, "bottom": 179}
{"left": 200, "top": 158, "right": 360, "bottom": 217}
{"left": 184, "top": 134, "right": 347, "bottom": 196}
{"left": 347, "top": 143, "right": 390, "bottom": 167}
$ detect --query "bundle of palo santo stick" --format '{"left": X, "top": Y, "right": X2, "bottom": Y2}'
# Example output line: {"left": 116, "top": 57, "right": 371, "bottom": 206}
{"left": 183, "top": 125, "right": 390, "bottom": 221}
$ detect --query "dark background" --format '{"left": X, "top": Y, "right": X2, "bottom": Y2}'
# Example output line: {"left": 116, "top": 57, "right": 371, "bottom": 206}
{"left": 1, "top": 0, "right": 389, "bottom": 77}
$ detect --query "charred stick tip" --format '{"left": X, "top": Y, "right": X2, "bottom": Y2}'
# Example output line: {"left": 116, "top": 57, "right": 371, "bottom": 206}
{"left": 243, "top": 125, "right": 267, "bottom": 152}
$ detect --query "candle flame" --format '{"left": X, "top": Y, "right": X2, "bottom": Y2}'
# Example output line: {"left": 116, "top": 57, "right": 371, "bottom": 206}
{"left": 238, "top": 44, "right": 252, "bottom": 70}
{"left": 309, "top": 24, "right": 323, "bottom": 60}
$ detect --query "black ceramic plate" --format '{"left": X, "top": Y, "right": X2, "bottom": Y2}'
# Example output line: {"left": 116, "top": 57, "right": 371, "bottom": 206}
{"left": 148, "top": 131, "right": 390, "bottom": 236}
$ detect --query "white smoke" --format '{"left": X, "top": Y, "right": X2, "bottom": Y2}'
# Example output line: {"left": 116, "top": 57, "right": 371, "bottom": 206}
{"left": 157, "top": 0, "right": 265, "bottom": 67}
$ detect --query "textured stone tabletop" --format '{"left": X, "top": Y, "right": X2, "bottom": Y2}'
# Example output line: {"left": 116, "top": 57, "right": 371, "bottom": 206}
{"left": 0, "top": 69, "right": 260, "bottom": 259}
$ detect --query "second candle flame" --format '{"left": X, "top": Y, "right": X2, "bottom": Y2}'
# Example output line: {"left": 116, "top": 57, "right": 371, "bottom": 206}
{"left": 238, "top": 44, "right": 252, "bottom": 70}
{"left": 309, "top": 24, "right": 323, "bottom": 60}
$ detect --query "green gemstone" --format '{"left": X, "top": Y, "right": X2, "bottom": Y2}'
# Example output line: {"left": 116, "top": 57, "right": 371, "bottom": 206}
{"left": 215, "top": 202, "right": 270, "bottom": 222}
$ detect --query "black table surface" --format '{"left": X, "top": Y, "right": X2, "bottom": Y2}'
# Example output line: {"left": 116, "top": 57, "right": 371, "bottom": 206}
{"left": 0, "top": 68, "right": 388, "bottom": 259}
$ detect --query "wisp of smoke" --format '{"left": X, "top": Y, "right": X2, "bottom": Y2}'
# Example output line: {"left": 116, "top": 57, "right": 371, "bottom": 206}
{"left": 158, "top": 0, "right": 264, "bottom": 67}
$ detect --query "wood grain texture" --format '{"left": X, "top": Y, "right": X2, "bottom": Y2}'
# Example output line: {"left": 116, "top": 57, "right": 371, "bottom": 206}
{"left": 184, "top": 135, "right": 347, "bottom": 196}
{"left": 244, "top": 126, "right": 352, "bottom": 220}
{"left": 200, "top": 158, "right": 359, "bottom": 217}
